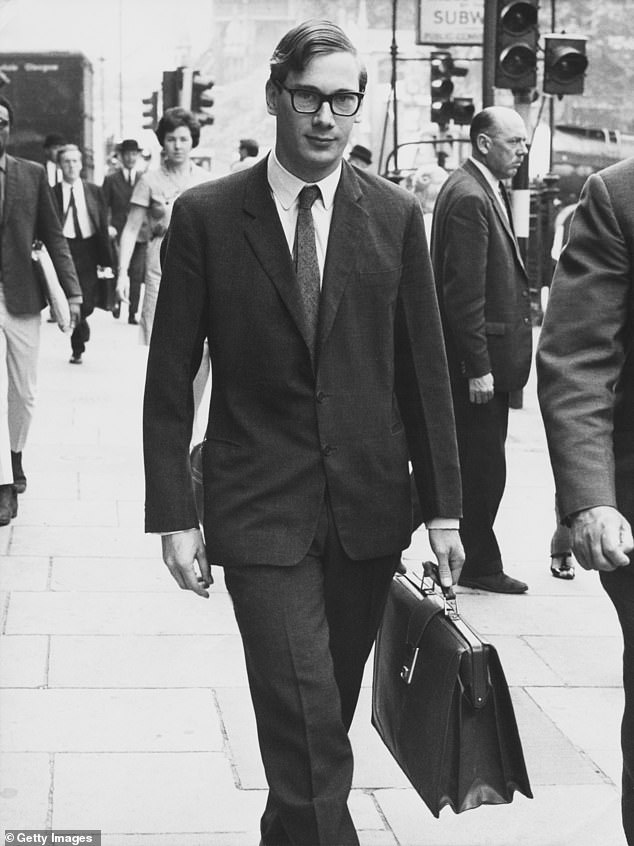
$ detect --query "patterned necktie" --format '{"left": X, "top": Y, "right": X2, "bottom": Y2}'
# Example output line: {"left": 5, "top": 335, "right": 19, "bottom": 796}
{"left": 69, "top": 186, "right": 83, "bottom": 239}
{"left": 293, "top": 185, "right": 322, "bottom": 352}
{"left": 498, "top": 181, "right": 515, "bottom": 235}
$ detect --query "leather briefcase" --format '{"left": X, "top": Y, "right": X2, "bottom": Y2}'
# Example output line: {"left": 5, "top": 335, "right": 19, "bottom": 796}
{"left": 372, "top": 566, "right": 532, "bottom": 817}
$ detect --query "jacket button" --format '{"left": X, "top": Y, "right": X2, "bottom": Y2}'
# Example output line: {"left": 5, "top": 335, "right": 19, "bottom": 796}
{"left": 523, "top": 317, "right": 530, "bottom": 324}
{"left": 316, "top": 391, "right": 327, "bottom": 403}
{"left": 322, "top": 444, "right": 334, "bottom": 456}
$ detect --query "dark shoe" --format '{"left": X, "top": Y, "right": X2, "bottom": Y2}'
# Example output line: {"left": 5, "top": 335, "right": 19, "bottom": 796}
{"left": 11, "top": 451, "right": 26, "bottom": 494}
{"left": 112, "top": 302, "right": 121, "bottom": 319}
{"left": 550, "top": 553, "right": 575, "bottom": 580}
{"left": 0, "top": 484, "right": 18, "bottom": 526}
{"left": 69, "top": 353, "right": 82, "bottom": 364}
{"left": 128, "top": 315, "right": 138, "bottom": 325}
{"left": 459, "top": 572, "right": 528, "bottom": 594}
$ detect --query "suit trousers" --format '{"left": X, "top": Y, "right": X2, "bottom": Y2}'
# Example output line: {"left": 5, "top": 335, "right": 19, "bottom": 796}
{"left": 452, "top": 387, "right": 509, "bottom": 578}
{"left": 68, "top": 236, "right": 98, "bottom": 358}
{"left": 223, "top": 502, "right": 400, "bottom": 846}
{"left": 125, "top": 240, "right": 145, "bottom": 318}
{"left": 601, "top": 566, "right": 634, "bottom": 845}
{"left": 0, "top": 284, "right": 41, "bottom": 484}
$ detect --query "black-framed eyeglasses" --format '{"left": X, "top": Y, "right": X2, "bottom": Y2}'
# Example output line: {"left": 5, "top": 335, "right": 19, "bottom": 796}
{"left": 279, "top": 84, "right": 364, "bottom": 117}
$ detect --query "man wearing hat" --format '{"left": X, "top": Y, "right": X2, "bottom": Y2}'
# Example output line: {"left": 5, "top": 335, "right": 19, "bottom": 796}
{"left": 102, "top": 139, "right": 148, "bottom": 324}
{"left": 43, "top": 133, "right": 66, "bottom": 187}
{"left": 348, "top": 143, "right": 372, "bottom": 170}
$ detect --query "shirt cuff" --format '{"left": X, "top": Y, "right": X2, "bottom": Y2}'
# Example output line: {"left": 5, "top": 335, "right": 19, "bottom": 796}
{"left": 425, "top": 518, "right": 460, "bottom": 530}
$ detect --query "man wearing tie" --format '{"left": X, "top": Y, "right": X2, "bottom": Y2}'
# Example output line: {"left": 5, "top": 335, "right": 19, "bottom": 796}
{"left": 143, "top": 20, "right": 464, "bottom": 845}
{"left": 53, "top": 145, "right": 112, "bottom": 364}
{"left": 431, "top": 106, "right": 532, "bottom": 594}
{"left": 102, "top": 139, "right": 147, "bottom": 324}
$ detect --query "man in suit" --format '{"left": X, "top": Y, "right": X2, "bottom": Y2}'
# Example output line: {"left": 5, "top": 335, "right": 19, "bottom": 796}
{"left": 53, "top": 144, "right": 113, "bottom": 364}
{"left": 0, "top": 97, "right": 81, "bottom": 521}
{"left": 144, "top": 20, "right": 464, "bottom": 845}
{"left": 102, "top": 138, "right": 147, "bottom": 324}
{"left": 537, "top": 160, "right": 634, "bottom": 843}
{"left": 430, "top": 106, "right": 532, "bottom": 594}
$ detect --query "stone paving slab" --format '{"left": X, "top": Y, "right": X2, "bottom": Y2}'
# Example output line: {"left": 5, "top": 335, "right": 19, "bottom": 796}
{"left": 8, "top": 525, "right": 156, "bottom": 557}
{"left": 51, "top": 752, "right": 263, "bottom": 834}
{"left": 0, "top": 752, "right": 51, "bottom": 831}
{"left": 50, "top": 557, "right": 175, "bottom": 592}
{"left": 0, "top": 557, "right": 50, "bottom": 591}
{"left": 524, "top": 634, "right": 622, "bottom": 686}
{"left": 373, "top": 783, "right": 626, "bottom": 846}
{"left": 0, "top": 635, "right": 49, "bottom": 687}
{"left": 0, "top": 689, "right": 223, "bottom": 752}
{"left": 4, "top": 591, "right": 236, "bottom": 635}
{"left": 48, "top": 634, "right": 249, "bottom": 688}
{"left": 15, "top": 499, "right": 119, "bottom": 527}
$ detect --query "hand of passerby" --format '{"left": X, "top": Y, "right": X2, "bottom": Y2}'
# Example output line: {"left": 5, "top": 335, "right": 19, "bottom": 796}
{"left": 115, "top": 272, "right": 129, "bottom": 304}
{"left": 570, "top": 506, "right": 633, "bottom": 572}
{"left": 69, "top": 302, "right": 82, "bottom": 330}
{"left": 469, "top": 373, "right": 494, "bottom": 404}
{"left": 161, "top": 528, "right": 213, "bottom": 598}
{"left": 428, "top": 528, "right": 465, "bottom": 587}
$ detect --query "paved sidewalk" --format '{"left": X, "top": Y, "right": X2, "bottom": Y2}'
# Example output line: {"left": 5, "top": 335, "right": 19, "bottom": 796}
{"left": 0, "top": 315, "right": 627, "bottom": 846}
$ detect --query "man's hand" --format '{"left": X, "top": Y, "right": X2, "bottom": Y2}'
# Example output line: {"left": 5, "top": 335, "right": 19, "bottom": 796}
{"left": 469, "top": 373, "right": 494, "bottom": 404}
{"left": 69, "top": 302, "right": 82, "bottom": 330}
{"left": 570, "top": 506, "right": 633, "bottom": 572}
{"left": 115, "top": 272, "right": 129, "bottom": 304}
{"left": 161, "top": 528, "right": 213, "bottom": 598}
{"left": 428, "top": 528, "right": 465, "bottom": 587}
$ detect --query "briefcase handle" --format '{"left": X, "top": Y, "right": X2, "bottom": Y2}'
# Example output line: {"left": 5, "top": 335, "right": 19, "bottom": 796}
{"left": 421, "top": 561, "right": 459, "bottom": 619}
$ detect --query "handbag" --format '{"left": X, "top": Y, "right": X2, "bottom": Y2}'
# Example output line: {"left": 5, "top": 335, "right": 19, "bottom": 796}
{"left": 372, "top": 564, "right": 532, "bottom": 817}
{"left": 95, "top": 266, "right": 117, "bottom": 313}
{"left": 32, "top": 241, "right": 72, "bottom": 332}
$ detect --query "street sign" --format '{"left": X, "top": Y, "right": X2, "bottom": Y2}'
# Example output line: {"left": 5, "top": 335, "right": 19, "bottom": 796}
{"left": 417, "top": 0, "right": 484, "bottom": 46}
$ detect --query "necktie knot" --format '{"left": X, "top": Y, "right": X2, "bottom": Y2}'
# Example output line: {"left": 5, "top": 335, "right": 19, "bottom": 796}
{"left": 298, "top": 184, "right": 321, "bottom": 210}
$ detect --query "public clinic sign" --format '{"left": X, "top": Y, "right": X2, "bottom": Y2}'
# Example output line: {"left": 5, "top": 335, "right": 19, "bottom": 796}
{"left": 417, "top": 0, "right": 484, "bottom": 46}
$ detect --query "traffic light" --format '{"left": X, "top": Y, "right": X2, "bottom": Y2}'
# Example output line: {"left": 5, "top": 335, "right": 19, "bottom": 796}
{"left": 191, "top": 71, "right": 214, "bottom": 126}
{"left": 494, "top": 0, "right": 539, "bottom": 89}
{"left": 451, "top": 97, "right": 475, "bottom": 126}
{"left": 543, "top": 34, "right": 588, "bottom": 96}
{"left": 141, "top": 91, "right": 158, "bottom": 130}
{"left": 430, "top": 51, "right": 468, "bottom": 128}
{"left": 162, "top": 69, "right": 182, "bottom": 110}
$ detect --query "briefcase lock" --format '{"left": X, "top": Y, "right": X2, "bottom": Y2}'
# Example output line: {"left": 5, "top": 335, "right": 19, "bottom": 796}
{"left": 401, "top": 645, "right": 419, "bottom": 685}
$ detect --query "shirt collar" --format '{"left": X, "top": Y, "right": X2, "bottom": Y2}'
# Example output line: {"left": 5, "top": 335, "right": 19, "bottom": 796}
{"left": 267, "top": 149, "right": 341, "bottom": 211}
{"left": 469, "top": 156, "right": 502, "bottom": 194}
{"left": 0, "top": 152, "right": 6, "bottom": 173}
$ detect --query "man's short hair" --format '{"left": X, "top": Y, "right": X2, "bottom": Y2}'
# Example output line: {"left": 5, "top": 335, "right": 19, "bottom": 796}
{"left": 269, "top": 19, "right": 367, "bottom": 92}
{"left": 155, "top": 107, "right": 200, "bottom": 149}
{"left": 240, "top": 138, "right": 259, "bottom": 157}
{"left": 469, "top": 109, "right": 499, "bottom": 147}
{"left": 56, "top": 143, "right": 81, "bottom": 163}
{"left": 0, "top": 95, "right": 14, "bottom": 127}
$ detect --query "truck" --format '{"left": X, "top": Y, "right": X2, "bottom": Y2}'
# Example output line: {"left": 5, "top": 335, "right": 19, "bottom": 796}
{"left": 0, "top": 51, "right": 94, "bottom": 177}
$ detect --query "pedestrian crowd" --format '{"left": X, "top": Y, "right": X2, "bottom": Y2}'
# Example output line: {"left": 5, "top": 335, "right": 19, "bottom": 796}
{"left": 0, "top": 16, "right": 632, "bottom": 846}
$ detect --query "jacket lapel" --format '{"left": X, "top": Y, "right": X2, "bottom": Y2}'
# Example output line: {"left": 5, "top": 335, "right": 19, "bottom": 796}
{"left": 243, "top": 159, "right": 312, "bottom": 350}
{"left": 317, "top": 161, "right": 366, "bottom": 351}
{"left": 463, "top": 160, "right": 526, "bottom": 272}
{"left": 3, "top": 156, "right": 20, "bottom": 224}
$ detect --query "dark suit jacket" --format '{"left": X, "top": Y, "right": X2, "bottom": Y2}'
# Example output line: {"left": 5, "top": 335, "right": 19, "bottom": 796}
{"left": 52, "top": 180, "right": 113, "bottom": 269}
{"left": 537, "top": 157, "right": 634, "bottom": 531}
{"left": 0, "top": 155, "right": 81, "bottom": 315}
{"left": 431, "top": 158, "right": 532, "bottom": 393}
{"left": 102, "top": 169, "right": 148, "bottom": 239}
{"left": 143, "top": 158, "right": 462, "bottom": 566}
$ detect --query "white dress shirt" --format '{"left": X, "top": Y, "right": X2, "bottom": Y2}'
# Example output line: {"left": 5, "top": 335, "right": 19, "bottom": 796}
{"left": 61, "top": 179, "right": 95, "bottom": 239}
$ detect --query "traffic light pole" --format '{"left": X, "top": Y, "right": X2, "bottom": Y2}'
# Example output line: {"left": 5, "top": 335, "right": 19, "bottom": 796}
{"left": 482, "top": 0, "right": 497, "bottom": 107}
{"left": 390, "top": 0, "right": 400, "bottom": 176}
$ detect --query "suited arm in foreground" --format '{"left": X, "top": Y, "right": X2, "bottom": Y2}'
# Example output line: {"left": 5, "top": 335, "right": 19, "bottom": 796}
{"left": 537, "top": 170, "right": 633, "bottom": 572}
